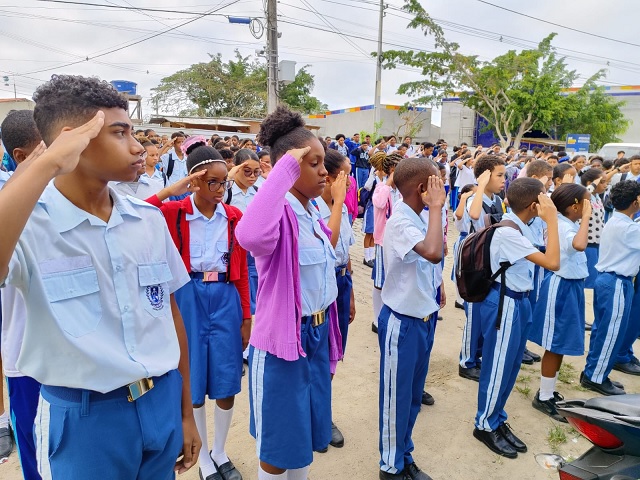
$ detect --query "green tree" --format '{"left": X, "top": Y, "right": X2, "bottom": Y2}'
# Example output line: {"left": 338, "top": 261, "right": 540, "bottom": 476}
{"left": 379, "top": 0, "right": 628, "bottom": 148}
{"left": 150, "top": 51, "right": 326, "bottom": 118}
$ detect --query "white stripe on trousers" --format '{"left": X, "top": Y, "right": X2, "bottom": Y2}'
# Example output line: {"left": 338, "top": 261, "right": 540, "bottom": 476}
{"left": 593, "top": 279, "right": 624, "bottom": 384}
{"left": 459, "top": 302, "right": 475, "bottom": 368}
{"left": 477, "top": 297, "right": 515, "bottom": 431}
{"left": 34, "top": 394, "right": 52, "bottom": 480}
{"left": 381, "top": 313, "right": 401, "bottom": 474}
{"left": 541, "top": 275, "right": 561, "bottom": 350}
{"left": 250, "top": 349, "right": 267, "bottom": 459}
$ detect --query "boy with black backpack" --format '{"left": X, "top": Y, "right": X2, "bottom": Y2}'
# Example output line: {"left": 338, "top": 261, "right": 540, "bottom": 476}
{"left": 468, "top": 178, "right": 560, "bottom": 459}
{"left": 160, "top": 132, "right": 189, "bottom": 200}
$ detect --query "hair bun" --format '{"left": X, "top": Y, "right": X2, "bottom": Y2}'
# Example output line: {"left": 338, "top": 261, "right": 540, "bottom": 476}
{"left": 257, "top": 106, "right": 305, "bottom": 147}
{"left": 182, "top": 135, "right": 207, "bottom": 155}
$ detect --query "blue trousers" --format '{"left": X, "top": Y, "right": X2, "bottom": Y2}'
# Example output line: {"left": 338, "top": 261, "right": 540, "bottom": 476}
{"left": 450, "top": 186, "right": 460, "bottom": 211}
{"left": 475, "top": 288, "right": 531, "bottom": 431}
{"left": 356, "top": 167, "right": 370, "bottom": 190}
{"left": 7, "top": 376, "right": 41, "bottom": 480}
{"left": 34, "top": 370, "right": 183, "bottom": 480}
{"left": 248, "top": 252, "right": 258, "bottom": 315}
{"left": 459, "top": 302, "right": 483, "bottom": 369}
{"left": 335, "top": 267, "right": 353, "bottom": 354}
{"left": 585, "top": 273, "right": 634, "bottom": 383}
{"left": 378, "top": 305, "right": 436, "bottom": 474}
{"left": 617, "top": 275, "right": 640, "bottom": 365}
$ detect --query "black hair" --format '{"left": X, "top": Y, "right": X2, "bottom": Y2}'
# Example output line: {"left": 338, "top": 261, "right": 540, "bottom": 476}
{"left": 32, "top": 75, "right": 128, "bottom": 145}
{"left": 135, "top": 129, "right": 144, "bottom": 134}
{"left": 399, "top": 143, "right": 410, "bottom": 150}
{"left": 506, "top": 178, "right": 544, "bottom": 213}
{"left": 257, "top": 148, "right": 270, "bottom": 160}
{"left": 519, "top": 147, "right": 528, "bottom": 153}
{"left": 375, "top": 137, "right": 384, "bottom": 145}
{"left": 234, "top": 148, "right": 259, "bottom": 165}
{"left": 436, "top": 162, "right": 446, "bottom": 171}
{"left": 1, "top": 110, "right": 42, "bottom": 160}
{"left": 214, "top": 140, "right": 229, "bottom": 150}
{"left": 422, "top": 142, "right": 434, "bottom": 149}
{"left": 257, "top": 106, "right": 315, "bottom": 163}
{"left": 553, "top": 163, "right": 575, "bottom": 181}
{"left": 335, "top": 133, "right": 345, "bottom": 141}
{"left": 603, "top": 159, "right": 614, "bottom": 170}
{"left": 219, "top": 148, "right": 234, "bottom": 160}
{"left": 324, "top": 148, "right": 348, "bottom": 176}
{"left": 557, "top": 151, "right": 567, "bottom": 158}
{"left": 618, "top": 150, "right": 626, "bottom": 155}
{"left": 570, "top": 154, "right": 586, "bottom": 164}
{"left": 614, "top": 157, "right": 629, "bottom": 168}
{"left": 231, "top": 134, "right": 239, "bottom": 140}
{"left": 580, "top": 168, "right": 604, "bottom": 186}
{"left": 186, "top": 144, "right": 224, "bottom": 173}
{"left": 473, "top": 154, "right": 505, "bottom": 178}
{"left": 541, "top": 147, "right": 552, "bottom": 154}
{"left": 589, "top": 155, "right": 603, "bottom": 164}
{"left": 610, "top": 180, "right": 640, "bottom": 210}
{"left": 629, "top": 154, "right": 640, "bottom": 162}
{"left": 460, "top": 142, "right": 468, "bottom": 146}
{"left": 547, "top": 155, "right": 558, "bottom": 161}
{"left": 394, "top": 157, "right": 437, "bottom": 196}
{"left": 532, "top": 147, "right": 542, "bottom": 154}
{"left": 452, "top": 146, "right": 460, "bottom": 153}
{"left": 354, "top": 132, "right": 360, "bottom": 137}
{"left": 526, "top": 160, "right": 553, "bottom": 178}
{"left": 458, "top": 183, "right": 476, "bottom": 199}
{"left": 143, "top": 128, "right": 155, "bottom": 136}
{"left": 550, "top": 183, "right": 588, "bottom": 215}
{"left": 142, "top": 141, "right": 155, "bottom": 149}
{"left": 171, "top": 131, "right": 185, "bottom": 140}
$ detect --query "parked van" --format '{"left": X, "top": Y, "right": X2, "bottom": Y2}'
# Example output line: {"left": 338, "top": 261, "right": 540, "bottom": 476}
{"left": 598, "top": 143, "right": 640, "bottom": 160}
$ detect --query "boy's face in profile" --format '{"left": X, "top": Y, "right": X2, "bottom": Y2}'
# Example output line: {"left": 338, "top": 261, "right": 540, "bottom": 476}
{"left": 488, "top": 164, "right": 506, "bottom": 193}
{"left": 80, "top": 108, "right": 145, "bottom": 183}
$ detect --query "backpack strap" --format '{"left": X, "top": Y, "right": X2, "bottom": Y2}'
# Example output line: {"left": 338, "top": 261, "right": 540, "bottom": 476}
{"left": 166, "top": 153, "right": 175, "bottom": 179}
{"left": 621, "top": 173, "right": 628, "bottom": 182}
{"left": 176, "top": 208, "right": 184, "bottom": 255}
{"left": 224, "top": 188, "right": 232, "bottom": 205}
{"left": 489, "top": 219, "right": 522, "bottom": 330}
{"left": 162, "top": 171, "right": 167, "bottom": 187}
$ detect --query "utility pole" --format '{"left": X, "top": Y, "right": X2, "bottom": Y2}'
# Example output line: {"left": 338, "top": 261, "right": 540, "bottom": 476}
{"left": 13, "top": 77, "right": 16, "bottom": 99}
{"left": 374, "top": 0, "right": 385, "bottom": 125}
{"left": 266, "top": 0, "right": 279, "bottom": 114}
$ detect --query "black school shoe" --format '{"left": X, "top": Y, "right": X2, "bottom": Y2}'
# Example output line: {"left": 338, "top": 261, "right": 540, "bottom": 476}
{"left": 523, "top": 348, "right": 541, "bottom": 362}
{"left": 454, "top": 301, "right": 465, "bottom": 310}
{"left": 421, "top": 391, "right": 435, "bottom": 406}
{"left": 0, "top": 425, "right": 13, "bottom": 463}
{"left": 372, "top": 322, "right": 378, "bottom": 334}
{"left": 458, "top": 365, "right": 481, "bottom": 382}
{"left": 213, "top": 458, "right": 243, "bottom": 480}
{"left": 580, "top": 372, "right": 626, "bottom": 396}
{"left": 532, "top": 390, "right": 568, "bottom": 423}
{"left": 497, "top": 423, "right": 527, "bottom": 453}
{"left": 330, "top": 422, "right": 344, "bottom": 448}
{"left": 521, "top": 351, "right": 534, "bottom": 365}
{"left": 405, "top": 462, "right": 433, "bottom": 480}
{"left": 200, "top": 469, "right": 223, "bottom": 480}
{"left": 613, "top": 361, "right": 640, "bottom": 376}
{"left": 473, "top": 428, "right": 518, "bottom": 459}
{"left": 379, "top": 469, "right": 410, "bottom": 480}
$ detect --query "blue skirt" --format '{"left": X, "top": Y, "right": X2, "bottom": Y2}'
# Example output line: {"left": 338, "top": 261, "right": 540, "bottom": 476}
{"left": 584, "top": 245, "right": 599, "bottom": 289}
{"left": 248, "top": 252, "right": 258, "bottom": 315}
{"left": 362, "top": 203, "right": 374, "bottom": 234}
{"left": 529, "top": 274, "right": 586, "bottom": 356}
{"left": 372, "top": 244, "right": 385, "bottom": 289}
{"left": 175, "top": 277, "right": 243, "bottom": 403}
{"left": 335, "top": 267, "right": 353, "bottom": 354}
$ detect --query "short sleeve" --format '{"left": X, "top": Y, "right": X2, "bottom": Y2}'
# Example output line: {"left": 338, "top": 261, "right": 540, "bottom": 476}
{"left": 495, "top": 227, "right": 538, "bottom": 264}
{"left": 624, "top": 223, "right": 640, "bottom": 251}
{"left": 1, "top": 243, "right": 27, "bottom": 289}
{"left": 160, "top": 218, "right": 190, "bottom": 294}
{"left": 390, "top": 217, "right": 425, "bottom": 260}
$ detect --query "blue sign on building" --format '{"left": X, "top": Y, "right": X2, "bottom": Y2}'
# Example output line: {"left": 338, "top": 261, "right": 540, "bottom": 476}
{"left": 566, "top": 134, "right": 591, "bottom": 153}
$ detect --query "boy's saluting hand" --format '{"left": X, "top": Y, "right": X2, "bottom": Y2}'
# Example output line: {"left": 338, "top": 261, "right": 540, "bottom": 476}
{"left": 47, "top": 111, "right": 104, "bottom": 176}
{"left": 421, "top": 175, "right": 446, "bottom": 209}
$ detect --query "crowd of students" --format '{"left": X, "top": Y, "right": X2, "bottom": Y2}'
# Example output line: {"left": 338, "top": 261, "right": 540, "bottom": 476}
{"left": 0, "top": 74, "right": 638, "bottom": 480}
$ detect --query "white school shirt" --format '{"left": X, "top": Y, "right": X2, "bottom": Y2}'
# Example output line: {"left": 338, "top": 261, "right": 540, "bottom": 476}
{"left": 187, "top": 196, "right": 229, "bottom": 273}
{"left": 528, "top": 217, "right": 547, "bottom": 248}
{"left": 229, "top": 183, "right": 258, "bottom": 212}
{"left": 381, "top": 202, "right": 439, "bottom": 318}
{"left": 160, "top": 148, "right": 188, "bottom": 186}
{"left": 110, "top": 173, "right": 164, "bottom": 201}
{"left": 489, "top": 212, "right": 539, "bottom": 292}
{"left": 2, "top": 185, "right": 190, "bottom": 392}
{"left": 286, "top": 193, "right": 338, "bottom": 316}
{"left": 464, "top": 193, "right": 502, "bottom": 231}
{"left": 555, "top": 214, "right": 588, "bottom": 279}
{"left": 0, "top": 170, "right": 11, "bottom": 187}
{"left": 454, "top": 161, "right": 475, "bottom": 188}
{"left": 595, "top": 211, "right": 640, "bottom": 277}
{"left": 315, "top": 196, "right": 355, "bottom": 267}
{"left": 254, "top": 176, "right": 266, "bottom": 188}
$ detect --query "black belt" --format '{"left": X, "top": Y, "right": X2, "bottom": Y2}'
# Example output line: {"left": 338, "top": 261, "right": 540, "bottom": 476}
{"left": 190, "top": 272, "right": 227, "bottom": 282}
{"left": 491, "top": 282, "right": 529, "bottom": 300}
{"left": 335, "top": 265, "right": 349, "bottom": 276}
{"left": 587, "top": 243, "right": 600, "bottom": 248}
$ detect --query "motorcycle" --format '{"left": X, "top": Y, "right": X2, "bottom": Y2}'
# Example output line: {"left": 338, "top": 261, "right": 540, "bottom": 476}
{"left": 534, "top": 394, "right": 640, "bottom": 480}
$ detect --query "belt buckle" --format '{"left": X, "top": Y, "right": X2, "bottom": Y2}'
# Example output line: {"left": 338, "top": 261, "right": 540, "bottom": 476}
{"left": 203, "top": 272, "right": 219, "bottom": 283}
{"left": 127, "top": 378, "right": 154, "bottom": 402}
{"left": 311, "top": 310, "right": 325, "bottom": 327}
{"left": 339, "top": 267, "right": 347, "bottom": 276}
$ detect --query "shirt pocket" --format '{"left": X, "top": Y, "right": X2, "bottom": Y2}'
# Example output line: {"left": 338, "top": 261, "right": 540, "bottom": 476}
{"left": 138, "top": 262, "right": 173, "bottom": 318}
{"left": 41, "top": 265, "right": 102, "bottom": 338}
{"left": 216, "top": 240, "right": 229, "bottom": 266}
{"left": 298, "top": 247, "right": 325, "bottom": 291}
{"left": 190, "top": 243, "right": 203, "bottom": 258}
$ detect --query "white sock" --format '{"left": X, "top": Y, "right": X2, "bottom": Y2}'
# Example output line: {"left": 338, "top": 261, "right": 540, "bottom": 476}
{"left": 368, "top": 247, "right": 375, "bottom": 261}
{"left": 287, "top": 466, "right": 310, "bottom": 480}
{"left": 258, "top": 466, "right": 287, "bottom": 480}
{"left": 193, "top": 406, "right": 216, "bottom": 476}
{"left": 364, "top": 247, "right": 370, "bottom": 261}
{"left": 243, "top": 346, "right": 249, "bottom": 360}
{"left": 372, "top": 287, "right": 382, "bottom": 327}
{"left": 211, "top": 404, "right": 233, "bottom": 466}
{"left": 0, "top": 412, "right": 8, "bottom": 429}
{"left": 539, "top": 375, "right": 557, "bottom": 401}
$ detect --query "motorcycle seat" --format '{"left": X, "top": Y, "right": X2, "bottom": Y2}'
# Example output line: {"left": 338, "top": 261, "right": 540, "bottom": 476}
{"left": 584, "top": 394, "right": 640, "bottom": 417}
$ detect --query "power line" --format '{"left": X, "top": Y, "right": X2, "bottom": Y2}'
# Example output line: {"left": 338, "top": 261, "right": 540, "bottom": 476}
{"left": 36, "top": 0, "right": 231, "bottom": 16}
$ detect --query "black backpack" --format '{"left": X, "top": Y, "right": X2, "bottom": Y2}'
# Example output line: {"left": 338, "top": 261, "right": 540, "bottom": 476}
{"left": 166, "top": 153, "right": 175, "bottom": 179}
{"left": 455, "top": 219, "right": 522, "bottom": 329}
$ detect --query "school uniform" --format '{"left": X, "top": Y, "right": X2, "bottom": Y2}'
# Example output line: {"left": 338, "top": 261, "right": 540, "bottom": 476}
{"left": 2, "top": 185, "right": 190, "bottom": 479}
{"left": 528, "top": 217, "right": 548, "bottom": 310}
{"left": 584, "top": 189, "right": 605, "bottom": 289}
{"left": 530, "top": 214, "right": 587, "bottom": 356}
{"left": 372, "top": 184, "right": 401, "bottom": 290}
{"left": 378, "top": 202, "right": 439, "bottom": 475}
{"left": 584, "top": 212, "right": 640, "bottom": 384}
{"left": 475, "top": 212, "right": 538, "bottom": 432}
{"left": 616, "top": 272, "right": 640, "bottom": 366}
{"left": 362, "top": 169, "right": 380, "bottom": 235}
{"left": 160, "top": 148, "right": 189, "bottom": 200}
{"left": 315, "top": 196, "right": 355, "bottom": 353}
{"left": 109, "top": 171, "right": 165, "bottom": 201}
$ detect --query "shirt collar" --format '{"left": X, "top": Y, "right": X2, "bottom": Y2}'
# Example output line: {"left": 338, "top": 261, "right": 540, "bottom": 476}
{"left": 503, "top": 211, "right": 531, "bottom": 235}
{"left": 286, "top": 192, "right": 314, "bottom": 217}
{"left": 397, "top": 201, "right": 425, "bottom": 227}
{"left": 231, "top": 182, "right": 255, "bottom": 197}
{"left": 557, "top": 213, "right": 578, "bottom": 229}
{"left": 141, "top": 169, "right": 162, "bottom": 181}
{"left": 186, "top": 194, "right": 227, "bottom": 221}
{"left": 612, "top": 211, "right": 634, "bottom": 223}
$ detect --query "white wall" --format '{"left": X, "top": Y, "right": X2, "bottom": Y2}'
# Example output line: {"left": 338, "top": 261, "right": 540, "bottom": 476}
{"left": 0, "top": 99, "right": 35, "bottom": 124}
{"left": 440, "top": 101, "right": 476, "bottom": 146}
{"left": 618, "top": 95, "right": 640, "bottom": 142}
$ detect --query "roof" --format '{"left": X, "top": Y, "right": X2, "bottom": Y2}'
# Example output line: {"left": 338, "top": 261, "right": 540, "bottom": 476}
{"left": 149, "top": 115, "right": 252, "bottom": 129}
{"left": 0, "top": 98, "right": 33, "bottom": 104}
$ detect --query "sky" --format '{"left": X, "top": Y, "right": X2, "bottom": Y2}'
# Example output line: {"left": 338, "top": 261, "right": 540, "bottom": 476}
{"left": 1, "top": 0, "right": 639, "bottom": 126}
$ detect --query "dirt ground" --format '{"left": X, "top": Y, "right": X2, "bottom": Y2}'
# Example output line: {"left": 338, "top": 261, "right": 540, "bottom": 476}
{"left": 2, "top": 215, "right": 639, "bottom": 480}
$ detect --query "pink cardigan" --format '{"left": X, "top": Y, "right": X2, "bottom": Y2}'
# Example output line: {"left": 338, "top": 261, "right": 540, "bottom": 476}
{"left": 235, "top": 154, "right": 342, "bottom": 368}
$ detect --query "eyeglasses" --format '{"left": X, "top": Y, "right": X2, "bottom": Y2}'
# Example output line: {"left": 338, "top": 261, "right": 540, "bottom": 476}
{"left": 206, "top": 179, "right": 234, "bottom": 192}
{"left": 242, "top": 168, "right": 262, "bottom": 178}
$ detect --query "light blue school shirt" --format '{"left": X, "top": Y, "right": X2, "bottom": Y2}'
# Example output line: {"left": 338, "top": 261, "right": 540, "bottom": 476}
{"left": 464, "top": 193, "right": 503, "bottom": 231}
{"left": 595, "top": 211, "right": 640, "bottom": 277}
{"left": 0, "top": 170, "right": 10, "bottom": 188}
{"left": 229, "top": 183, "right": 258, "bottom": 213}
{"left": 110, "top": 173, "right": 164, "bottom": 201}
{"left": 160, "top": 148, "right": 188, "bottom": 186}
{"left": 528, "top": 217, "right": 546, "bottom": 248}
{"left": 187, "top": 196, "right": 228, "bottom": 273}
{"left": 2, "top": 185, "right": 190, "bottom": 392}
{"left": 489, "top": 212, "right": 539, "bottom": 292}
{"left": 285, "top": 192, "right": 338, "bottom": 316}
{"left": 381, "top": 201, "right": 439, "bottom": 319}
{"left": 314, "top": 196, "right": 355, "bottom": 267}
{"left": 556, "top": 214, "right": 588, "bottom": 279}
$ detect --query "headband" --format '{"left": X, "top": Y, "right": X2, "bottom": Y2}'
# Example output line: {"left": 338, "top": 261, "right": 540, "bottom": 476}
{"left": 181, "top": 135, "right": 208, "bottom": 155}
{"left": 188, "top": 158, "right": 227, "bottom": 175}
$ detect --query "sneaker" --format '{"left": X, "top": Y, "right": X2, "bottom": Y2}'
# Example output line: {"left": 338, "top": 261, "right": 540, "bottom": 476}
{"left": 532, "top": 390, "right": 567, "bottom": 423}
{"left": 0, "top": 425, "right": 13, "bottom": 464}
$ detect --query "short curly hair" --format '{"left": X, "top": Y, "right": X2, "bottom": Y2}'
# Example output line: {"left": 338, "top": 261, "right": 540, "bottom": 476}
{"left": 33, "top": 75, "right": 128, "bottom": 145}
{"left": 473, "top": 154, "right": 505, "bottom": 178}
{"left": 256, "top": 106, "right": 315, "bottom": 163}
{"left": 0, "top": 110, "right": 42, "bottom": 160}
{"left": 610, "top": 180, "right": 640, "bottom": 211}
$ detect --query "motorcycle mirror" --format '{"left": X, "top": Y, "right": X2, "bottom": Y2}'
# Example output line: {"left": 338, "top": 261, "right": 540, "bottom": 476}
{"left": 534, "top": 453, "right": 565, "bottom": 471}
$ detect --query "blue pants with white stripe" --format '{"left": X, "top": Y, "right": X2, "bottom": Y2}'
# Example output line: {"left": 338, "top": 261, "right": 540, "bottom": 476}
{"left": 475, "top": 287, "right": 531, "bottom": 431}
{"left": 459, "top": 302, "right": 483, "bottom": 369}
{"left": 617, "top": 275, "right": 640, "bottom": 365}
{"left": 378, "top": 305, "right": 436, "bottom": 474}
{"left": 585, "top": 272, "right": 634, "bottom": 383}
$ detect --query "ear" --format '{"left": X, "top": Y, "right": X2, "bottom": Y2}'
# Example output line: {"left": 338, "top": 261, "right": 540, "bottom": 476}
{"left": 12, "top": 148, "right": 27, "bottom": 164}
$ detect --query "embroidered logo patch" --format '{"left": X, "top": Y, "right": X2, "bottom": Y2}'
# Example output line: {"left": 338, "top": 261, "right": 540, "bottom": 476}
{"left": 222, "top": 252, "right": 230, "bottom": 265}
{"left": 146, "top": 285, "right": 165, "bottom": 311}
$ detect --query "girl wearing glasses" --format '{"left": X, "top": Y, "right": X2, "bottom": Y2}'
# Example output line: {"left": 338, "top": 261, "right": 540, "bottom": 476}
{"left": 146, "top": 136, "right": 251, "bottom": 480}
